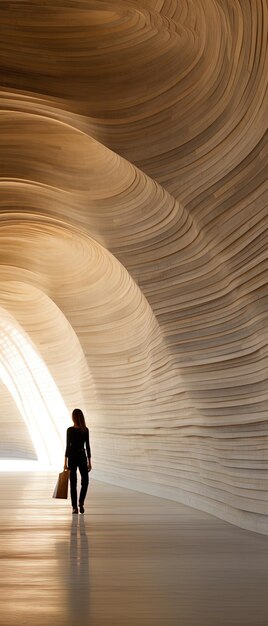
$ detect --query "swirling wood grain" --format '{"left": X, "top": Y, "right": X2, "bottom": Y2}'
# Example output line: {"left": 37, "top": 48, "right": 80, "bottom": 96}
{"left": 0, "top": 0, "right": 267, "bottom": 532}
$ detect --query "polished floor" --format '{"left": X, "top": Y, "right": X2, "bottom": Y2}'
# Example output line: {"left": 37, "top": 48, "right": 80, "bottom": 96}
{"left": 0, "top": 473, "right": 268, "bottom": 626}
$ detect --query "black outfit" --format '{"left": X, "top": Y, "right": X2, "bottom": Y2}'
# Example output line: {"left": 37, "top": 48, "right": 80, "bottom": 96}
{"left": 65, "top": 426, "right": 91, "bottom": 509}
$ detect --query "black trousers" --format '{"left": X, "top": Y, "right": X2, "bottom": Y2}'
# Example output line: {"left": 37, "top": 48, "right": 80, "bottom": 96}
{"left": 69, "top": 452, "right": 89, "bottom": 508}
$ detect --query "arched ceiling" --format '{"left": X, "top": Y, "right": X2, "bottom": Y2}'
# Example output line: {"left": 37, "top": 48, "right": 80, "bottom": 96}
{"left": 0, "top": 0, "right": 267, "bottom": 532}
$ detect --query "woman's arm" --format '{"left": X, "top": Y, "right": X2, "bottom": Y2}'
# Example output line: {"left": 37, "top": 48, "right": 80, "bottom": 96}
{"left": 64, "top": 428, "right": 70, "bottom": 470}
{"left": 86, "top": 429, "right": 92, "bottom": 471}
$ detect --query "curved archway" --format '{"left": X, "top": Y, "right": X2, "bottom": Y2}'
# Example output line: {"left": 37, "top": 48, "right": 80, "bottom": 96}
{"left": 0, "top": 308, "right": 69, "bottom": 469}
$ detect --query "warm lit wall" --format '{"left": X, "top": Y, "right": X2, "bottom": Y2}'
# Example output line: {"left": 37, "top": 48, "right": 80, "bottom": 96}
{"left": 0, "top": 0, "right": 267, "bottom": 533}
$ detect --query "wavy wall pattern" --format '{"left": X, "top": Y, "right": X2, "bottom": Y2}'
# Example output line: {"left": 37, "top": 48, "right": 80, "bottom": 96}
{"left": 0, "top": 0, "right": 267, "bottom": 532}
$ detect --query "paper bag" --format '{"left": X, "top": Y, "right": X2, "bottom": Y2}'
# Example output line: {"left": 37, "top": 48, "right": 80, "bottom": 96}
{"left": 52, "top": 470, "right": 70, "bottom": 499}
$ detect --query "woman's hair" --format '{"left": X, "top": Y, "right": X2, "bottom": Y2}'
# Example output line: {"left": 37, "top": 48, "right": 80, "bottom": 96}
{"left": 72, "top": 408, "right": 87, "bottom": 432}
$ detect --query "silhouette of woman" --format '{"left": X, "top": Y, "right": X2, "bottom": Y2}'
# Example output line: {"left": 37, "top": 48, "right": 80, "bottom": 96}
{"left": 64, "top": 408, "right": 92, "bottom": 514}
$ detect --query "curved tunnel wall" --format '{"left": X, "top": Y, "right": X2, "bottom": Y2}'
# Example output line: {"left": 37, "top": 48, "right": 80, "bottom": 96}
{"left": 0, "top": 0, "right": 267, "bottom": 533}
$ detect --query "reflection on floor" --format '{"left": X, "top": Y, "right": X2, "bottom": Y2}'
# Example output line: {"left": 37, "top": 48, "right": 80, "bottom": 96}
{"left": 0, "top": 473, "right": 268, "bottom": 626}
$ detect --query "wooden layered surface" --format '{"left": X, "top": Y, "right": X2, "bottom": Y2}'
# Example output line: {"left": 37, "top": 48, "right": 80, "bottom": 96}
{"left": 0, "top": 474, "right": 268, "bottom": 626}
{"left": 0, "top": 1, "right": 267, "bottom": 532}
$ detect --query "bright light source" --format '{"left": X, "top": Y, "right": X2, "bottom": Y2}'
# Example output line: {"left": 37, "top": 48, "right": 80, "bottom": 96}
{"left": 0, "top": 314, "right": 70, "bottom": 469}
{"left": 0, "top": 460, "right": 58, "bottom": 472}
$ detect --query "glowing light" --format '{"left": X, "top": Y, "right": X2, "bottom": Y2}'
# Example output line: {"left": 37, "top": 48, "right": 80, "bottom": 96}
{"left": 0, "top": 314, "right": 70, "bottom": 469}
{"left": 0, "top": 460, "right": 54, "bottom": 472}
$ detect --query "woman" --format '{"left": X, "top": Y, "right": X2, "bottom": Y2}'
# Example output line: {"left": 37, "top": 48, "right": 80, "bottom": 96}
{"left": 64, "top": 408, "right": 92, "bottom": 514}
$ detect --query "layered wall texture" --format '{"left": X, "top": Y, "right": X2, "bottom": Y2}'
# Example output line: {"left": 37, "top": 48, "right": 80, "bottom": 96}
{"left": 0, "top": 0, "right": 267, "bottom": 533}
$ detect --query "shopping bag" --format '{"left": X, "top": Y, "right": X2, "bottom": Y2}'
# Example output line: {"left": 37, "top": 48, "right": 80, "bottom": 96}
{"left": 52, "top": 470, "right": 70, "bottom": 499}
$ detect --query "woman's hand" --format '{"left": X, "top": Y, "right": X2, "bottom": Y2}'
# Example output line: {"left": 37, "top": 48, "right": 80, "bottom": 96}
{"left": 87, "top": 459, "right": 92, "bottom": 472}
{"left": 64, "top": 457, "right": 68, "bottom": 471}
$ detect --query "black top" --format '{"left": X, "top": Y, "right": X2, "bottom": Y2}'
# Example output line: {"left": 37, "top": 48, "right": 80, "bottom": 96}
{"left": 65, "top": 426, "right": 91, "bottom": 459}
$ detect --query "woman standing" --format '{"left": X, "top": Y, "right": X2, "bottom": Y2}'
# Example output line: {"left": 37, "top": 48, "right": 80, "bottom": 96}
{"left": 64, "top": 408, "right": 92, "bottom": 514}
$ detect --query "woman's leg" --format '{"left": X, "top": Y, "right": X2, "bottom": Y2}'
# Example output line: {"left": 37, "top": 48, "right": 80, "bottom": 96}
{"left": 78, "top": 456, "right": 89, "bottom": 506}
{"left": 69, "top": 464, "right": 78, "bottom": 509}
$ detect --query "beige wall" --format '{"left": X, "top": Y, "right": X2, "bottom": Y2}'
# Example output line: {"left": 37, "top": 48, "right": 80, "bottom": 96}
{"left": 0, "top": 0, "right": 267, "bottom": 532}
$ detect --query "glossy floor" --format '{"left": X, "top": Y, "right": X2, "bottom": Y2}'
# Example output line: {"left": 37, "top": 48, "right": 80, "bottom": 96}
{"left": 0, "top": 473, "right": 268, "bottom": 626}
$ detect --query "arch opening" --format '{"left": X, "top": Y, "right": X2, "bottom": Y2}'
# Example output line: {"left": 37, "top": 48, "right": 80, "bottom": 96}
{"left": 0, "top": 310, "right": 70, "bottom": 470}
